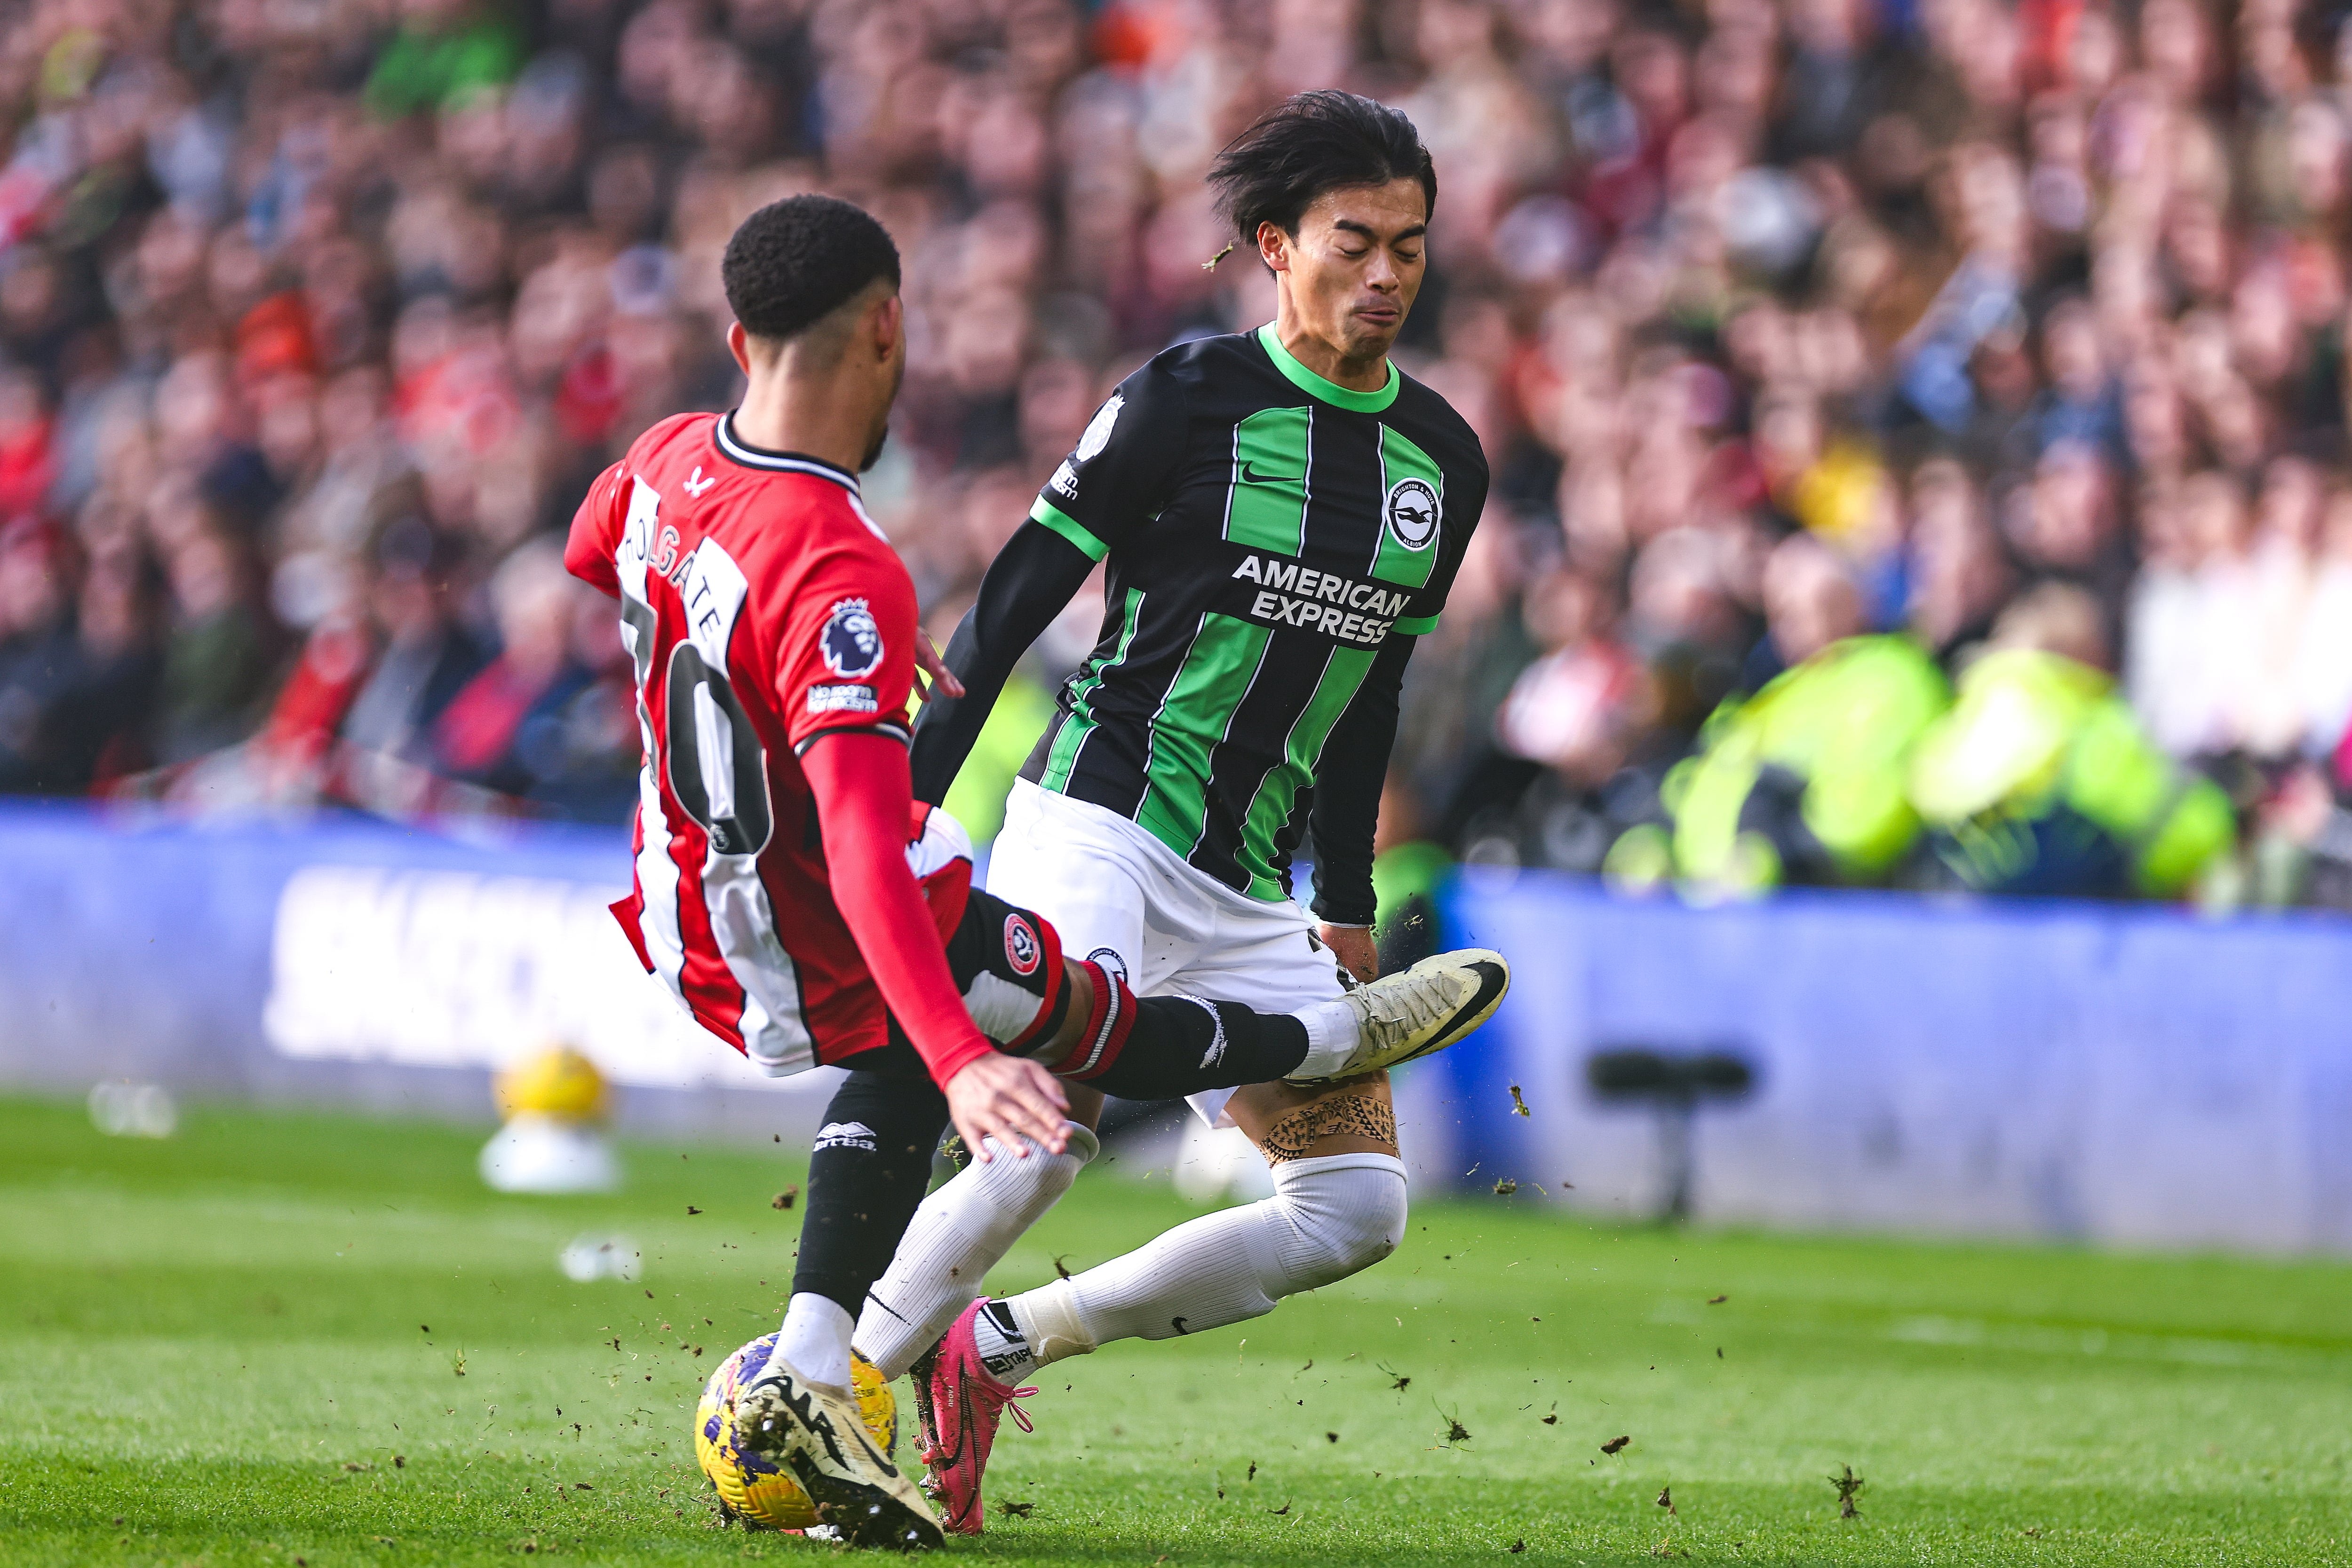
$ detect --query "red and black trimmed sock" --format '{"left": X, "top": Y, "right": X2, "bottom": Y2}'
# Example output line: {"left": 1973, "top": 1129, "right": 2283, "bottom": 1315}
{"left": 1057, "top": 971, "right": 1310, "bottom": 1100}
{"left": 1051, "top": 961, "right": 1136, "bottom": 1081}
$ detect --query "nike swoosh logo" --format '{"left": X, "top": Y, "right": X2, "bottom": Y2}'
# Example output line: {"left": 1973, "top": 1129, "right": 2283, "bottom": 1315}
{"left": 1239, "top": 461, "right": 1301, "bottom": 486}
{"left": 914, "top": 1376, "right": 980, "bottom": 1530}
{"left": 923, "top": 1368, "right": 970, "bottom": 1474}
{"left": 850, "top": 1422, "right": 901, "bottom": 1477}
{"left": 785, "top": 1383, "right": 851, "bottom": 1469}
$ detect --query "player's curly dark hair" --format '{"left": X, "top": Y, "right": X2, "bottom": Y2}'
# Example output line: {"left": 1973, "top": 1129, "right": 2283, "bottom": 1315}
{"left": 1207, "top": 91, "right": 1436, "bottom": 249}
{"left": 721, "top": 195, "right": 902, "bottom": 343}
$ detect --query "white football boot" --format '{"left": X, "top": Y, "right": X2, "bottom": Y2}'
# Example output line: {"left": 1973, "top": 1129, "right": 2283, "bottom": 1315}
{"left": 733, "top": 1354, "right": 943, "bottom": 1549}
{"left": 1284, "top": 948, "right": 1511, "bottom": 1085}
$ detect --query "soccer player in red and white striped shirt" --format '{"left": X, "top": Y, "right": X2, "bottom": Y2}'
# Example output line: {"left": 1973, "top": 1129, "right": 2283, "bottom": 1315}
{"left": 568, "top": 196, "right": 1504, "bottom": 1546}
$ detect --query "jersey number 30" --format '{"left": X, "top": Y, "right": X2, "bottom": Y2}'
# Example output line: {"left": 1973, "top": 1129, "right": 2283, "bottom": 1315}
{"left": 620, "top": 478, "right": 773, "bottom": 858}
{"left": 665, "top": 643, "right": 770, "bottom": 855}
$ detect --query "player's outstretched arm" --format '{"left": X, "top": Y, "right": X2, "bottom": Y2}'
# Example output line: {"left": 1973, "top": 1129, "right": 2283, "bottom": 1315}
{"left": 908, "top": 523, "right": 1094, "bottom": 805}
{"left": 1306, "top": 632, "right": 1415, "bottom": 958}
{"left": 913, "top": 361, "right": 1184, "bottom": 803}
{"left": 801, "top": 730, "right": 1069, "bottom": 1154}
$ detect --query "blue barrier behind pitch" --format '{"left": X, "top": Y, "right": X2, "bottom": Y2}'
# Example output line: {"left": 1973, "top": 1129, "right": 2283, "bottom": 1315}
{"left": 3, "top": 802, "right": 2348, "bottom": 1251}
{"left": 1429, "top": 869, "right": 2352, "bottom": 1251}
{"left": 0, "top": 801, "right": 837, "bottom": 1138}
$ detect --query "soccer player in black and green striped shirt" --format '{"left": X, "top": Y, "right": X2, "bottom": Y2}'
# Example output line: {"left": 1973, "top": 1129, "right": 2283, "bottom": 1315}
{"left": 1005, "top": 265, "right": 1484, "bottom": 910}
{"left": 854, "top": 93, "right": 1504, "bottom": 1523}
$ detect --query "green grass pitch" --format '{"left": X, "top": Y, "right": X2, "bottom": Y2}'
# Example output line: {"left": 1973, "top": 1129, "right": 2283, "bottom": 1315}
{"left": 2, "top": 1093, "right": 2348, "bottom": 1567}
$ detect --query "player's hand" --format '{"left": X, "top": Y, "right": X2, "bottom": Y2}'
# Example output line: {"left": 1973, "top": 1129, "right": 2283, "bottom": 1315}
{"left": 944, "top": 1054, "right": 1068, "bottom": 1160}
{"left": 1319, "top": 923, "right": 1380, "bottom": 985}
{"left": 913, "top": 629, "right": 966, "bottom": 702}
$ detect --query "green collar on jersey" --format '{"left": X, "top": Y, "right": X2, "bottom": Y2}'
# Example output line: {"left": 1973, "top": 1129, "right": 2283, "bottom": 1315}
{"left": 1255, "top": 324, "right": 1400, "bottom": 413}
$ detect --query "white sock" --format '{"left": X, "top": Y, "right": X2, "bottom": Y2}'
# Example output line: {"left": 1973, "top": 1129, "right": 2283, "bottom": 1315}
{"left": 1012, "top": 1154, "right": 1408, "bottom": 1352}
{"left": 1000, "top": 1276, "right": 1094, "bottom": 1371}
{"left": 776, "top": 1292, "right": 855, "bottom": 1393}
{"left": 969, "top": 1299, "right": 1039, "bottom": 1383}
{"left": 1263, "top": 1155, "right": 1408, "bottom": 1291}
{"left": 853, "top": 1123, "right": 1098, "bottom": 1379}
{"left": 1288, "top": 997, "right": 1362, "bottom": 1078}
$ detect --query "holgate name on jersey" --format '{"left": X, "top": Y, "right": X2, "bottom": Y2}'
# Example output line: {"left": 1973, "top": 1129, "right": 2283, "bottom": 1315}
{"left": 1225, "top": 553, "right": 1417, "bottom": 647}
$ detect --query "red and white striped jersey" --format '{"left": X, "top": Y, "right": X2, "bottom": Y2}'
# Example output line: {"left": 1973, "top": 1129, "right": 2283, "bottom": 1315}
{"left": 566, "top": 411, "right": 938, "bottom": 1073}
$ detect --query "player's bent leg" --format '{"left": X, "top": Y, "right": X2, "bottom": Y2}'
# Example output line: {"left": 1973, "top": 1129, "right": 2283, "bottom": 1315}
{"left": 907, "top": 1079, "right": 1416, "bottom": 1534}
{"left": 740, "top": 1068, "right": 949, "bottom": 1547}
{"left": 1283, "top": 949, "right": 1512, "bottom": 1084}
{"left": 834, "top": 881, "right": 1439, "bottom": 1532}
{"left": 1224, "top": 1072, "right": 1410, "bottom": 1291}
{"left": 863, "top": 1122, "right": 1097, "bottom": 1536}
{"left": 858, "top": 891, "right": 1279, "bottom": 1386}
{"left": 850, "top": 879, "right": 1155, "bottom": 1400}
{"left": 784, "top": 1070, "right": 951, "bottom": 1386}
{"left": 855, "top": 1116, "right": 1100, "bottom": 1383}
{"left": 882, "top": 950, "right": 1319, "bottom": 1533}
{"left": 765, "top": 849, "right": 1057, "bottom": 1425}
{"left": 860, "top": 796, "right": 1135, "bottom": 1382}
{"left": 956, "top": 1075, "right": 1408, "bottom": 1378}
{"left": 856, "top": 1085, "right": 1108, "bottom": 1385}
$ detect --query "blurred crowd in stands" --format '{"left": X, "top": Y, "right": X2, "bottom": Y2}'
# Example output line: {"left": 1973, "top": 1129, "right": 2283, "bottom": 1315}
{"left": 6, "top": 0, "right": 2352, "bottom": 907}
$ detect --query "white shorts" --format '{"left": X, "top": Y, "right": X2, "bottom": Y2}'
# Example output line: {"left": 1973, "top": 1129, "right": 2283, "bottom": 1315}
{"left": 985, "top": 779, "right": 1347, "bottom": 1128}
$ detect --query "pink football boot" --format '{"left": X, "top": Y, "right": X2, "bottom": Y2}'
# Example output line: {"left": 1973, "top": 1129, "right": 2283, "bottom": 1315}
{"left": 916, "top": 1300, "right": 1036, "bottom": 1534}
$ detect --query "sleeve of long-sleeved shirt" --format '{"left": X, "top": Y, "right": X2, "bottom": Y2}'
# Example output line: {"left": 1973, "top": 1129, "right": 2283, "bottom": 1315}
{"left": 1301, "top": 404, "right": 1489, "bottom": 917}
{"left": 775, "top": 544, "right": 920, "bottom": 756}
{"left": 802, "top": 731, "right": 995, "bottom": 1087}
{"left": 908, "top": 523, "right": 1096, "bottom": 805}
{"left": 564, "top": 459, "right": 629, "bottom": 598}
{"left": 1021, "top": 356, "right": 1188, "bottom": 564}
{"left": 775, "top": 542, "right": 989, "bottom": 1085}
{"left": 1306, "top": 631, "right": 1415, "bottom": 927}
{"left": 910, "top": 356, "right": 1186, "bottom": 803}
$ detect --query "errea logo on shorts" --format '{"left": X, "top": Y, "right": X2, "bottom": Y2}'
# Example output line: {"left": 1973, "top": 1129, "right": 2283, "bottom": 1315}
{"left": 814, "top": 1121, "right": 878, "bottom": 1151}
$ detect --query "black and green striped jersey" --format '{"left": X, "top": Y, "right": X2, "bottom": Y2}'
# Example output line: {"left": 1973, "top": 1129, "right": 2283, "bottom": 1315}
{"left": 1017, "top": 325, "right": 1487, "bottom": 905}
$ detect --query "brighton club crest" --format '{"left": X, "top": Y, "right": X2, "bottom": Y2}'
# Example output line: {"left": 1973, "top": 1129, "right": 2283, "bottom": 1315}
{"left": 820, "top": 598, "right": 884, "bottom": 679}
{"left": 1383, "top": 477, "right": 1440, "bottom": 551}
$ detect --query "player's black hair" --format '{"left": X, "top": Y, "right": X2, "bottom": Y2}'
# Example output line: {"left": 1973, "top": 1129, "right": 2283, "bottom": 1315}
{"left": 721, "top": 194, "right": 902, "bottom": 343}
{"left": 1207, "top": 91, "right": 1436, "bottom": 246}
